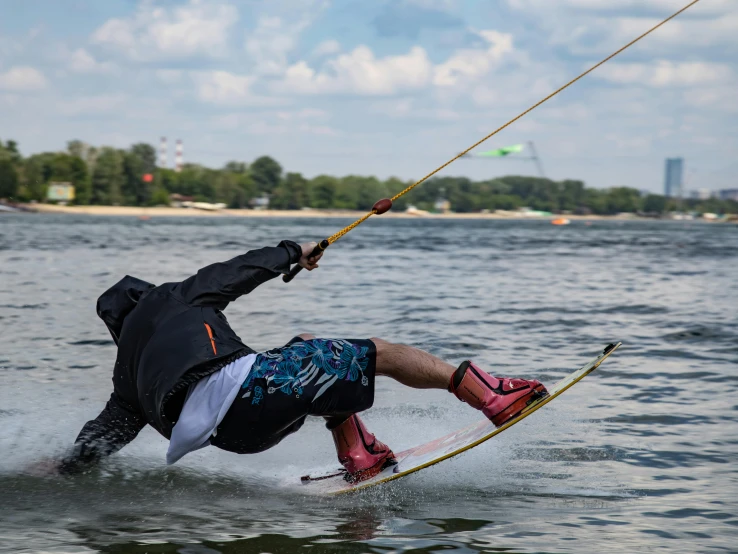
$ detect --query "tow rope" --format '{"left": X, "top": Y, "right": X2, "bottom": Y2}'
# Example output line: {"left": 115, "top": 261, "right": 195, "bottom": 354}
{"left": 284, "top": 0, "right": 701, "bottom": 283}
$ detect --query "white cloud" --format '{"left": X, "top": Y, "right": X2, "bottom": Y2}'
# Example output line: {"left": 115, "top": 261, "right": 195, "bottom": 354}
{"left": 245, "top": 16, "right": 311, "bottom": 75}
{"left": 212, "top": 111, "right": 338, "bottom": 135}
{"left": 91, "top": 0, "right": 238, "bottom": 61}
{"left": 156, "top": 69, "right": 184, "bottom": 84}
{"left": 511, "top": 4, "right": 738, "bottom": 58}
{"left": 507, "top": 0, "right": 732, "bottom": 14}
{"left": 312, "top": 39, "right": 341, "bottom": 57}
{"left": 433, "top": 30, "right": 514, "bottom": 87}
{"left": 0, "top": 66, "right": 47, "bottom": 91}
{"left": 68, "top": 48, "right": 116, "bottom": 74}
{"left": 684, "top": 85, "right": 738, "bottom": 113}
{"left": 595, "top": 61, "right": 733, "bottom": 87}
{"left": 192, "top": 71, "right": 256, "bottom": 104}
{"left": 276, "top": 29, "right": 515, "bottom": 96}
{"left": 58, "top": 94, "right": 127, "bottom": 116}
{"left": 279, "top": 45, "right": 433, "bottom": 95}
{"left": 246, "top": 121, "right": 338, "bottom": 136}
{"left": 275, "top": 108, "right": 328, "bottom": 120}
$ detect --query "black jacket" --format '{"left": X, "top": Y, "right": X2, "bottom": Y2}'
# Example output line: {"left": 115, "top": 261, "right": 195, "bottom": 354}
{"left": 59, "top": 240, "right": 303, "bottom": 474}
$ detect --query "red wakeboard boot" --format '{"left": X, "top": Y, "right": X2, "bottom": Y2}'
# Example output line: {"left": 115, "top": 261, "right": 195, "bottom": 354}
{"left": 449, "top": 361, "right": 549, "bottom": 427}
{"left": 329, "top": 414, "right": 397, "bottom": 483}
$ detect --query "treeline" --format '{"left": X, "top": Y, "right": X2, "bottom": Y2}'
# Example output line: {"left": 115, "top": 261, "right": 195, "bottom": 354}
{"left": 1, "top": 139, "right": 736, "bottom": 215}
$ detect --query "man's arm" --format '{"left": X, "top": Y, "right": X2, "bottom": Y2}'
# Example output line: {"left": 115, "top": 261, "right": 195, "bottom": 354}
{"left": 174, "top": 240, "right": 322, "bottom": 310}
{"left": 57, "top": 393, "right": 147, "bottom": 475}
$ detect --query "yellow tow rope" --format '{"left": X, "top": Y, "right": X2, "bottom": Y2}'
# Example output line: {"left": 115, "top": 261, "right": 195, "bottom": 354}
{"left": 284, "top": 0, "right": 701, "bottom": 283}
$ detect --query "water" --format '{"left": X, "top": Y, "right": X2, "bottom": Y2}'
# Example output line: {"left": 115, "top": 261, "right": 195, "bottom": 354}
{"left": 1, "top": 214, "right": 737, "bottom": 553}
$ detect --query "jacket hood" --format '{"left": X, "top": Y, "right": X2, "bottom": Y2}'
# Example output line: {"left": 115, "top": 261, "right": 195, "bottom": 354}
{"left": 96, "top": 275, "right": 155, "bottom": 345}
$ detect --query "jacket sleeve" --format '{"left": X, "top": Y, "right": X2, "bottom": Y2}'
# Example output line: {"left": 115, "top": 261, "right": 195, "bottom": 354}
{"left": 58, "top": 392, "right": 146, "bottom": 475}
{"left": 174, "top": 240, "right": 303, "bottom": 310}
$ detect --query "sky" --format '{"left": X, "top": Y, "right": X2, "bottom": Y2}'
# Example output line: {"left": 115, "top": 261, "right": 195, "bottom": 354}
{"left": 0, "top": 0, "right": 736, "bottom": 193}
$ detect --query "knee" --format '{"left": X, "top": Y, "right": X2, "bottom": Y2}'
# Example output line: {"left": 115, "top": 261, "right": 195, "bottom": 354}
{"left": 370, "top": 337, "right": 391, "bottom": 351}
{"left": 297, "top": 333, "right": 316, "bottom": 340}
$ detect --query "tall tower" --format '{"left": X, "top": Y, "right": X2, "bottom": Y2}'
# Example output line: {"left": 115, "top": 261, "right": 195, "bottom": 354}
{"left": 159, "top": 137, "right": 168, "bottom": 168}
{"left": 175, "top": 139, "right": 183, "bottom": 173}
{"left": 664, "top": 158, "right": 684, "bottom": 198}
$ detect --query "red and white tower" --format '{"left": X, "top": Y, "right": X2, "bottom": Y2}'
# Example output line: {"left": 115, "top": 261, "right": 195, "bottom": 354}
{"left": 175, "top": 139, "right": 183, "bottom": 173}
{"left": 159, "top": 137, "right": 168, "bottom": 168}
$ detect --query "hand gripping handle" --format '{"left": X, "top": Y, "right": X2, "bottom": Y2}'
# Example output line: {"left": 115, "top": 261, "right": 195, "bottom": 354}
{"left": 283, "top": 240, "right": 330, "bottom": 283}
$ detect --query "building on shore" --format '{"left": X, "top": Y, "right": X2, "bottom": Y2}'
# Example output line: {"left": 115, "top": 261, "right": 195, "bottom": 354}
{"left": 664, "top": 158, "right": 684, "bottom": 198}
{"left": 689, "top": 189, "right": 711, "bottom": 200}
{"left": 46, "top": 182, "right": 75, "bottom": 205}
{"left": 718, "top": 189, "right": 738, "bottom": 202}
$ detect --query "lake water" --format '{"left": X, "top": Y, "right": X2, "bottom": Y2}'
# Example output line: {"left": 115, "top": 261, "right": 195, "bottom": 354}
{"left": 1, "top": 214, "right": 737, "bottom": 553}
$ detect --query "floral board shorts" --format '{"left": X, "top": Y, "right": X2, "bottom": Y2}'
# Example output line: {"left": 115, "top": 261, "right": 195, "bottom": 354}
{"left": 210, "top": 337, "right": 377, "bottom": 454}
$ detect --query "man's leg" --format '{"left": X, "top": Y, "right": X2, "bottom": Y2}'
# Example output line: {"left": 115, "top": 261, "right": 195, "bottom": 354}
{"left": 302, "top": 334, "right": 547, "bottom": 483}
{"left": 370, "top": 337, "right": 548, "bottom": 427}
{"left": 371, "top": 337, "right": 455, "bottom": 389}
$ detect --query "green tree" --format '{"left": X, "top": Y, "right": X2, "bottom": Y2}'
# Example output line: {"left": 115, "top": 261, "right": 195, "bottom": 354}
{"left": 1, "top": 140, "right": 22, "bottom": 164}
{"left": 215, "top": 171, "right": 253, "bottom": 208}
{"left": 223, "top": 161, "right": 247, "bottom": 174}
{"left": 70, "top": 157, "right": 90, "bottom": 205}
{"left": 251, "top": 156, "right": 282, "bottom": 195}
{"left": 643, "top": 194, "right": 667, "bottom": 214}
{"left": 559, "top": 180, "right": 585, "bottom": 211}
{"left": 21, "top": 155, "right": 50, "bottom": 201}
{"left": 310, "top": 175, "right": 339, "bottom": 208}
{"left": 384, "top": 177, "right": 412, "bottom": 211}
{"left": 121, "top": 143, "right": 156, "bottom": 205}
{"left": 92, "top": 148, "right": 124, "bottom": 205}
{"left": 158, "top": 168, "right": 180, "bottom": 194}
{"left": 0, "top": 159, "right": 19, "bottom": 199}
{"left": 604, "top": 187, "right": 642, "bottom": 214}
{"left": 271, "top": 172, "right": 310, "bottom": 209}
{"left": 352, "top": 176, "right": 388, "bottom": 211}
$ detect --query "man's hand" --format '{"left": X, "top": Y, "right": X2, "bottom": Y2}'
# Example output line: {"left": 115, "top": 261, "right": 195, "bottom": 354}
{"left": 298, "top": 242, "right": 324, "bottom": 271}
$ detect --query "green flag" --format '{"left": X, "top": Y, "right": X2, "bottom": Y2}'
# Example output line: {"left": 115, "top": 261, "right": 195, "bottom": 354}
{"left": 475, "top": 144, "right": 525, "bottom": 157}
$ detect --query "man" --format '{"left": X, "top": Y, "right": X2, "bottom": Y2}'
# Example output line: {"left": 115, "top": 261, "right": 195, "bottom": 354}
{"left": 55, "top": 240, "right": 548, "bottom": 483}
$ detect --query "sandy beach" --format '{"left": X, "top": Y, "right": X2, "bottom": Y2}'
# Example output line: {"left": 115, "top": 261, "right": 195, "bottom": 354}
{"left": 20, "top": 203, "right": 646, "bottom": 220}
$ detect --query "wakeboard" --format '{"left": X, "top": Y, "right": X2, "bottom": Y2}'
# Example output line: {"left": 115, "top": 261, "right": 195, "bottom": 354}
{"left": 300, "top": 342, "right": 621, "bottom": 495}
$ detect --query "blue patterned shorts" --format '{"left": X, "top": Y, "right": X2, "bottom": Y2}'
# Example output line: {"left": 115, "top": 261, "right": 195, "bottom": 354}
{"left": 210, "top": 337, "right": 377, "bottom": 454}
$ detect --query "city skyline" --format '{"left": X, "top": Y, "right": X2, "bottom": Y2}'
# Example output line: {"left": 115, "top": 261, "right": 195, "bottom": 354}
{"left": 1, "top": 0, "right": 736, "bottom": 193}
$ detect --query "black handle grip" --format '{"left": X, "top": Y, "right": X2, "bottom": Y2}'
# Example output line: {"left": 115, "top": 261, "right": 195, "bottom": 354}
{"left": 283, "top": 240, "right": 329, "bottom": 283}
{"left": 282, "top": 263, "right": 305, "bottom": 283}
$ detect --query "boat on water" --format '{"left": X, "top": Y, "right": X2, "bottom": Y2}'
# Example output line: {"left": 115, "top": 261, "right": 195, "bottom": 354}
{"left": 551, "top": 217, "right": 570, "bottom": 226}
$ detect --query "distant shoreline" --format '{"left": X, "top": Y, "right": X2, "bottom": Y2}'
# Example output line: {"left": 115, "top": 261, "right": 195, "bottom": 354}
{"left": 11, "top": 203, "right": 689, "bottom": 221}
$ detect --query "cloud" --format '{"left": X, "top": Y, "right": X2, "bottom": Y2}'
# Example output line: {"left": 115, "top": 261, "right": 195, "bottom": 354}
{"left": 433, "top": 30, "right": 514, "bottom": 87}
{"left": 156, "top": 69, "right": 185, "bottom": 84}
{"left": 372, "top": 1, "right": 465, "bottom": 39}
{"left": 273, "top": 28, "right": 516, "bottom": 97}
{"left": 0, "top": 66, "right": 47, "bottom": 91}
{"left": 245, "top": 16, "right": 309, "bottom": 75}
{"left": 91, "top": 0, "right": 238, "bottom": 61}
{"left": 312, "top": 39, "right": 341, "bottom": 57}
{"left": 212, "top": 111, "right": 338, "bottom": 135}
{"left": 68, "top": 48, "right": 116, "bottom": 74}
{"left": 595, "top": 61, "right": 733, "bottom": 87}
{"left": 192, "top": 70, "right": 256, "bottom": 104}
{"left": 507, "top": 0, "right": 732, "bottom": 15}
{"left": 58, "top": 93, "right": 127, "bottom": 116}
{"left": 279, "top": 45, "right": 433, "bottom": 95}
{"left": 275, "top": 108, "right": 328, "bottom": 120}
{"left": 685, "top": 85, "right": 738, "bottom": 113}
{"left": 508, "top": 3, "right": 737, "bottom": 57}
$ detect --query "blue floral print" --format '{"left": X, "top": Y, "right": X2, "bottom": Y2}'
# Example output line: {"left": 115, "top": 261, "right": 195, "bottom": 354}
{"left": 241, "top": 338, "right": 370, "bottom": 399}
